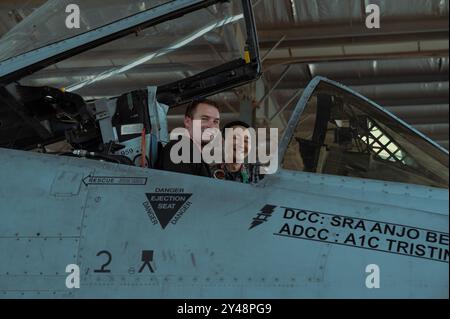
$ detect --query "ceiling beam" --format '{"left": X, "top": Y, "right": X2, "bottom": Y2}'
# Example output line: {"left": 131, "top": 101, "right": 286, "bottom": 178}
{"left": 263, "top": 50, "right": 449, "bottom": 69}
{"left": 257, "top": 18, "right": 449, "bottom": 43}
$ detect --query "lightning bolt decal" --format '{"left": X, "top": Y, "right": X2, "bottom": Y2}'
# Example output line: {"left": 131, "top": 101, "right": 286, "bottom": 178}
{"left": 249, "top": 205, "right": 277, "bottom": 230}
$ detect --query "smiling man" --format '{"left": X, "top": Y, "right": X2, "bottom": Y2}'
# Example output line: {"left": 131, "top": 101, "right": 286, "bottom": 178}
{"left": 157, "top": 98, "right": 221, "bottom": 177}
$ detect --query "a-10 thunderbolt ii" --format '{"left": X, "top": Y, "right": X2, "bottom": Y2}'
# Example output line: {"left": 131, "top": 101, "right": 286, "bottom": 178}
{"left": 0, "top": 0, "right": 448, "bottom": 298}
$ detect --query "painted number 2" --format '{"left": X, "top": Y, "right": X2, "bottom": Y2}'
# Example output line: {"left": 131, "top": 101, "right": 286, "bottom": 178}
{"left": 94, "top": 250, "right": 112, "bottom": 273}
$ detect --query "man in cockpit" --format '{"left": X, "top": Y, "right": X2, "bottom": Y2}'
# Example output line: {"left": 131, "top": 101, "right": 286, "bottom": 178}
{"left": 157, "top": 98, "right": 221, "bottom": 177}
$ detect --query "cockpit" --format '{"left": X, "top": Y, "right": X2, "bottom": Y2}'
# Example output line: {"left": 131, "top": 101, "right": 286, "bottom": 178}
{"left": 0, "top": 0, "right": 260, "bottom": 167}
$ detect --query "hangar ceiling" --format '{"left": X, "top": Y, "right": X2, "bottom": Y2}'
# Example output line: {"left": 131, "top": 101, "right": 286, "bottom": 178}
{"left": 0, "top": 0, "right": 448, "bottom": 149}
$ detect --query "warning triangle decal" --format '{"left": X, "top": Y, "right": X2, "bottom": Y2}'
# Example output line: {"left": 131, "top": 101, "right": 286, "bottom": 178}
{"left": 145, "top": 193, "right": 192, "bottom": 229}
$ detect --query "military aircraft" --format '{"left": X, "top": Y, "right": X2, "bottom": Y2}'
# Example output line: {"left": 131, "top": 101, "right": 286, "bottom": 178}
{"left": 0, "top": 0, "right": 448, "bottom": 299}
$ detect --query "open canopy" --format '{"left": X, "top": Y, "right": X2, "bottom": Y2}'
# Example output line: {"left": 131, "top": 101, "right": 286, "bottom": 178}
{"left": 0, "top": 0, "right": 257, "bottom": 88}
{"left": 0, "top": 0, "right": 173, "bottom": 63}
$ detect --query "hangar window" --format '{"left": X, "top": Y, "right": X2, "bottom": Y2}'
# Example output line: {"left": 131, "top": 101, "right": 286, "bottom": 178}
{"left": 361, "top": 119, "right": 408, "bottom": 164}
{"left": 282, "top": 81, "right": 449, "bottom": 189}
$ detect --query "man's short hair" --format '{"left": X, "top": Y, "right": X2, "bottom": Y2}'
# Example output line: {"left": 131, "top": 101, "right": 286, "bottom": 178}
{"left": 185, "top": 98, "right": 220, "bottom": 118}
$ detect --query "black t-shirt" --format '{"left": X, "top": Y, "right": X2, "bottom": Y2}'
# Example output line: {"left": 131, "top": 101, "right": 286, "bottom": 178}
{"left": 157, "top": 137, "right": 212, "bottom": 178}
